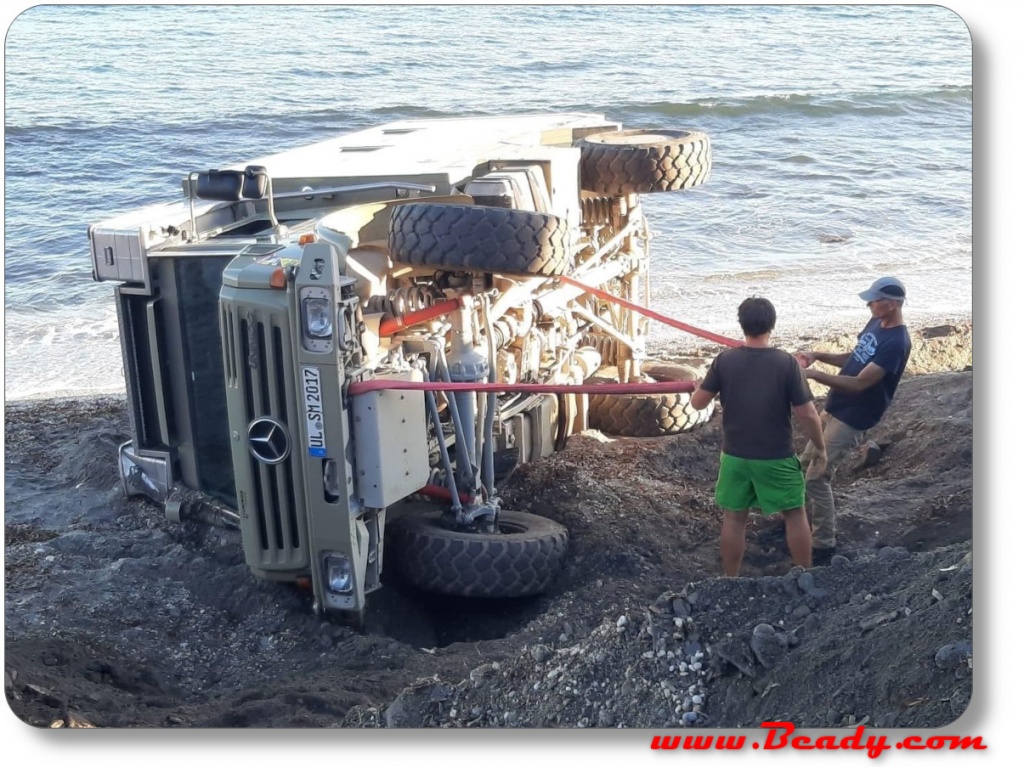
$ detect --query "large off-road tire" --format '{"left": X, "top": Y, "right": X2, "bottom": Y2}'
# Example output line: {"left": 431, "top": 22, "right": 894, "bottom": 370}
{"left": 389, "top": 203, "right": 570, "bottom": 277}
{"left": 386, "top": 510, "right": 569, "bottom": 598}
{"left": 578, "top": 129, "right": 712, "bottom": 196}
{"left": 586, "top": 363, "right": 714, "bottom": 437}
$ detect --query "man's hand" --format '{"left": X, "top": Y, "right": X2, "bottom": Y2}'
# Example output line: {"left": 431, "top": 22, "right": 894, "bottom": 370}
{"left": 794, "top": 351, "right": 816, "bottom": 369}
{"left": 803, "top": 367, "right": 821, "bottom": 382}
{"left": 805, "top": 445, "right": 828, "bottom": 481}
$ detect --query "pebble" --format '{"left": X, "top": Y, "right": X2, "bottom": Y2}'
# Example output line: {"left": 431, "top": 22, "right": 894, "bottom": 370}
{"left": 935, "top": 641, "right": 972, "bottom": 669}
{"left": 832, "top": 555, "right": 850, "bottom": 567}
{"left": 683, "top": 711, "right": 700, "bottom": 726}
{"left": 855, "top": 440, "right": 882, "bottom": 469}
{"left": 858, "top": 611, "right": 900, "bottom": 632}
{"left": 616, "top": 615, "right": 628, "bottom": 628}
{"left": 672, "top": 598, "right": 690, "bottom": 617}
{"left": 750, "top": 623, "right": 785, "bottom": 669}
{"left": 792, "top": 604, "right": 811, "bottom": 620}
{"left": 797, "top": 572, "right": 816, "bottom": 593}
{"left": 430, "top": 685, "right": 450, "bottom": 703}
{"left": 799, "top": 572, "right": 828, "bottom": 598}
{"left": 692, "top": 694, "right": 704, "bottom": 706}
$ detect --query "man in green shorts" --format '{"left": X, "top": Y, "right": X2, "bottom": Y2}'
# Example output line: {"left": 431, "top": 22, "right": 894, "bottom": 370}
{"left": 690, "top": 297, "right": 827, "bottom": 575}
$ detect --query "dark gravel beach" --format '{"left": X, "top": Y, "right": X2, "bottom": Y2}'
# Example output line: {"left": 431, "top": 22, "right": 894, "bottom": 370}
{"left": 4, "top": 322, "right": 972, "bottom": 730}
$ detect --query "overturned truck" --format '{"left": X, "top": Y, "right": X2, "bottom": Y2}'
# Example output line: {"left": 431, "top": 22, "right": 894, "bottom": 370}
{"left": 89, "top": 113, "right": 713, "bottom": 621}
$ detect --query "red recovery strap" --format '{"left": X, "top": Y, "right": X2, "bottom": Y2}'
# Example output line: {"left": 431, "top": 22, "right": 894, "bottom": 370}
{"left": 348, "top": 379, "right": 696, "bottom": 396}
{"left": 558, "top": 274, "right": 742, "bottom": 348}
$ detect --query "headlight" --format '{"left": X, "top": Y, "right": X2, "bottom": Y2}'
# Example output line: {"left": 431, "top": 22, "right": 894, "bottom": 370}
{"left": 302, "top": 296, "right": 333, "bottom": 339}
{"left": 322, "top": 552, "right": 353, "bottom": 594}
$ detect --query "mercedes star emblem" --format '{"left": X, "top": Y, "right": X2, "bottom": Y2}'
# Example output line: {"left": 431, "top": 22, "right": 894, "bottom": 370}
{"left": 247, "top": 418, "right": 290, "bottom": 464}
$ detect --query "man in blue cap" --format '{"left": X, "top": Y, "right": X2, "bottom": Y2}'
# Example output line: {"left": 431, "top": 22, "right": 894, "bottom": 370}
{"left": 796, "top": 277, "right": 912, "bottom": 566}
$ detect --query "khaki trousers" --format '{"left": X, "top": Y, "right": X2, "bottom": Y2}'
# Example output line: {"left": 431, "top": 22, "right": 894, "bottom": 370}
{"left": 800, "top": 412, "right": 867, "bottom": 550}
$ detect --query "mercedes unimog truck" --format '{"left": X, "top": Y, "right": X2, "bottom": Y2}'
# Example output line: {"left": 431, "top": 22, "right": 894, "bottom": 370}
{"left": 88, "top": 113, "right": 712, "bottom": 622}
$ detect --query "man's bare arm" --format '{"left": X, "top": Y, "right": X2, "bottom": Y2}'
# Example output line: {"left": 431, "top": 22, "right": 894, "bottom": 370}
{"left": 792, "top": 401, "right": 826, "bottom": 452}
{"left": 796, "top": 350, "right": 851, "bottom": 369}
{"left": 690, "top": 385, "right": 714, "bottom": 411}
{"left": 805, "top": 361, "right": 886, "bottom": 394}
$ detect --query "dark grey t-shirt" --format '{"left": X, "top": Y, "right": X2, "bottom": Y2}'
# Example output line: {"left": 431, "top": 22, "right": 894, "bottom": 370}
{"left": 699, "top": 346, "right": 812, "bottom": 460}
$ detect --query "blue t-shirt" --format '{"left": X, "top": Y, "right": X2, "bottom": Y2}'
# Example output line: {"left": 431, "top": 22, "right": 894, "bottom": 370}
{"left": 825, "top": 318, "right": 912, "bottom": 430}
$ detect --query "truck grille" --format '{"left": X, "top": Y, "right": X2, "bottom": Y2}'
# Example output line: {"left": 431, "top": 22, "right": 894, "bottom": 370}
{"left": 222, "top": 301, "right": 308, "bottom": 570}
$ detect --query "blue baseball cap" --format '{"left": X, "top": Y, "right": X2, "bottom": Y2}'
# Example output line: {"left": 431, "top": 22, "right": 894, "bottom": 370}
{"left": 859, "top": 276, "right": 906, "bottom": 303}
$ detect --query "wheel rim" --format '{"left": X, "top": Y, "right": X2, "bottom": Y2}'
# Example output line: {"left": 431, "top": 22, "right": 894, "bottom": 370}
{"left": 450, "top": 517, "right": 530, "bottom": 536}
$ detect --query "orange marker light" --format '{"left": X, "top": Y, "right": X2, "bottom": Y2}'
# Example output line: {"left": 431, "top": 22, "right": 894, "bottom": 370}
{"left": 298, "top": 233, "right": 317, "bottom": 245}
{"left": 270, "top": 267, "right": 287, "bottom": 289}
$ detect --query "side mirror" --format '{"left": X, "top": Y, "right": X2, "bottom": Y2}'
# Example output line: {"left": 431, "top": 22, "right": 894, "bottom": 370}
{"left": 242, "top": 166, "right": 269, "bottom": 200}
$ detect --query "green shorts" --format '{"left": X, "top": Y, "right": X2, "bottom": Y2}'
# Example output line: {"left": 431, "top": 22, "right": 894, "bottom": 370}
{"left": 715, "top": 453, "right": 805, "bottom": 515}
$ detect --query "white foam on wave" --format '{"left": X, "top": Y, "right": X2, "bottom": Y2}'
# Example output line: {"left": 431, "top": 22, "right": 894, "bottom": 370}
{"left": 4, "top": 303, "right": 126, "bottom": 400}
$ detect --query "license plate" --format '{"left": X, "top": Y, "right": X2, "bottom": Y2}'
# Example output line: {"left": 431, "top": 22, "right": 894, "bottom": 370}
{"left": 302, "top": 366, "right": 326, "bottom": 457}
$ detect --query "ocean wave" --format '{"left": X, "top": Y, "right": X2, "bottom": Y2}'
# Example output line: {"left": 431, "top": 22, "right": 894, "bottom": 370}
{"left": 700, "top": 269, "right": 783, "bottom": 283}
{"left": 620, "top": 87, "right": 972, "bottom": 122}
{"left": 367, "top": 105, "right": 481, "bottom": 119}
{"left": 509, "top": 59, "right": 596, "bottom": 73}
